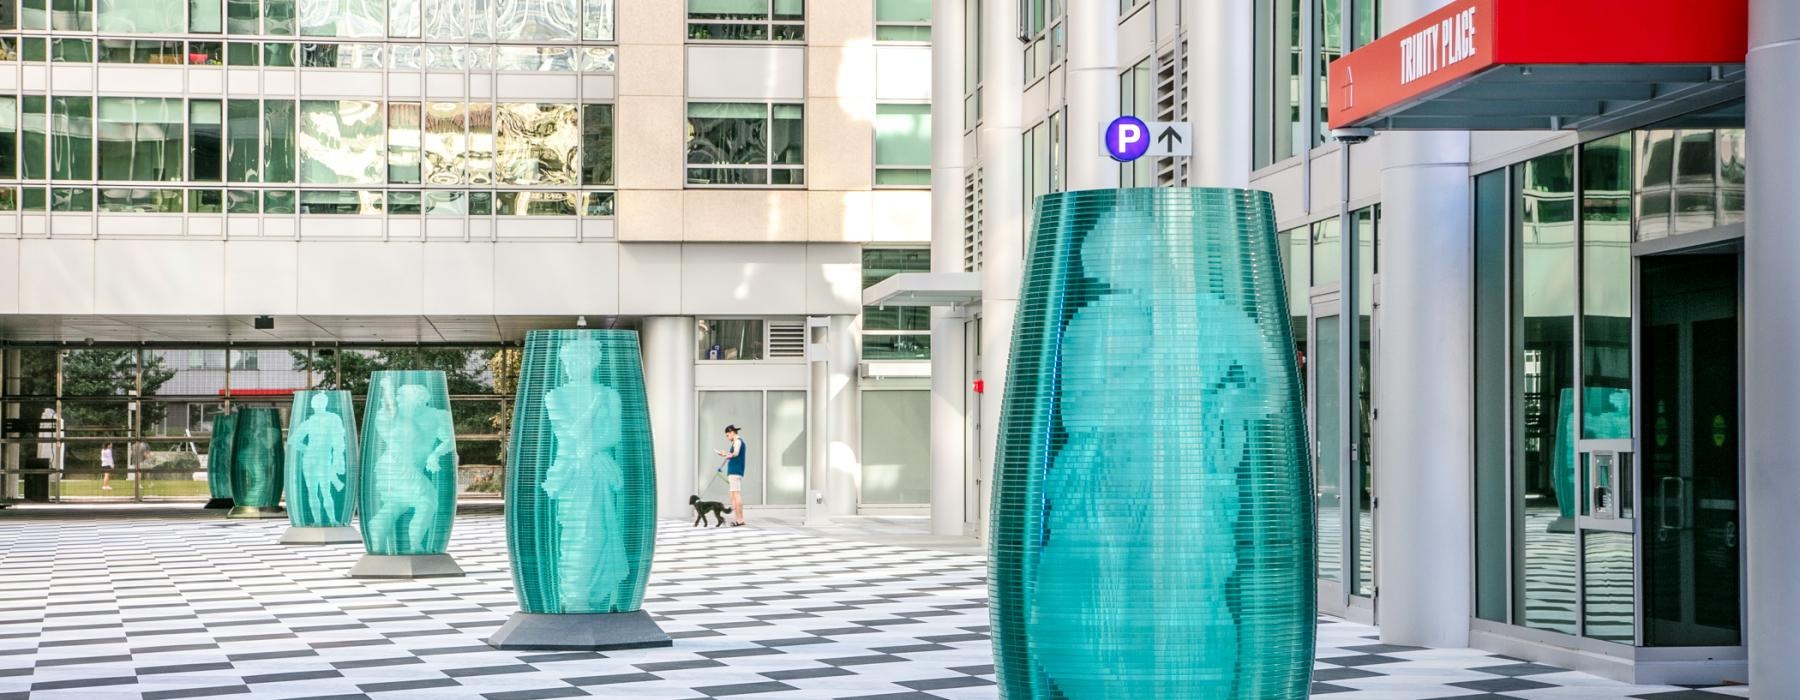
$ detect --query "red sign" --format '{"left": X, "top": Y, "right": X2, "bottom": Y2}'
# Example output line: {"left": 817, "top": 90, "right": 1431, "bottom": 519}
{"left": 1329, "top": 0, "right": 1748, "bottom": 129}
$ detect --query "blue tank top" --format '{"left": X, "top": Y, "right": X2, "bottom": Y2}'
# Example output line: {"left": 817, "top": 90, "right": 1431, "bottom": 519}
{"left": 726, "top": 438, "right": 748, "bottom": 476}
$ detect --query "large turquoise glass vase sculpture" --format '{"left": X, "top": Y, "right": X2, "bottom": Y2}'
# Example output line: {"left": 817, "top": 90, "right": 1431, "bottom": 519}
{"left": 489, "top": 330, "right": 667, "bottom": 650}
{"left": 227, "top": 407, "right": 286, "bottom": 519}
{"left": 203, "top": 411, "right": 237, "bottom": 509}
{"left": 352, "top": 370, "right": 462, "bottom": 577}
{"left": 282, "top": 390, "right": 361, "bottom": 544}
{"left": 990, "top": 188, "right": 1316, "bottom": 698}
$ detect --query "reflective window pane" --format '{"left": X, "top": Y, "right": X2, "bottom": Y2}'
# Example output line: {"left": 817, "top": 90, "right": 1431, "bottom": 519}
{"left": 98, "top": 187, "right": 182, "bottom": 213}
{"left": 423, "top": 101, "right": 467, "bottom": 184}
{"left": 225, "top": 98, "right": 259, "bottom": 182}
{"left": 191, "top": 0, "right": 222, "bottom": 32}
{"left": 583, "top": 0, "right": 612, "bottom": 40}
{"left": 1581, "top": 134, "right": 1631, "bottom": 440}
{"left": 0, "top": 96, "right": 15, "bottom": 179}
{"left": 580, "top": 103, "right": 612, "bottom": 186}
{"left": 97, "top": 97, "right": 184, "bottom": 182}
{"left": 298, "top": 99, "right": 384, "bottom": 184}
{"left": 391, "top": 0, "right": 421, "bottom": 37}
{"left": 494, "top": 102, "right": 578, "bottom": 186}
{"left": 262, "top": 100, "right": 296, "bottom": 183}
{"left": 52, "top": 0, "right": 93, "bottom": 30}
{"left": 226, "top": 0, "right": 258, "bottom": 33}
{"left": 466, "top": 102, "right": 495, "bottom": 184}
{"left": 51, "top": 96, "right": 93, "bottom": 181}
{"left": 265, "top": 0, "right": 296, "bottom": 34}
{"left": 493, "top": 0, "right": 580, "bottom": 42}
{"left": 189, "top": 99, "right": 224, "bottom": 182}
{"left": 388, "top": 102, "right": 422, "bottom": 184}
{"left": 21, "top": 95, "right": 46, "bottom": 180}
{"left": 300, "top": 0, "right": 385, "bottom": 37}
{"left": 424, "top": 0, "right": 468, "bottom": 40}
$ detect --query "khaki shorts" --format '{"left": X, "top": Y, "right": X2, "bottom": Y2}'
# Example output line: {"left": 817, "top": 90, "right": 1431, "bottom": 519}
{"left": 727, "top": 475, "right": 743, "bottom": 492}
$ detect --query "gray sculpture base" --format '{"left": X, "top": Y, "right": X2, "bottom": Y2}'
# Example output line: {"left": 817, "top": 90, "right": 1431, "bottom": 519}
{"left": 203, "top": 498, "right": 234, "bottom": 510}
{"left": 226, "top": 505, "right": 286, "bottom": 519}
{"left": 487, "top": 610, "right": 672, "bottom": 651}
{"left": 348, "top": 553, "right": 464, "bottom": 579}
{"left": 280, "top": 526, "right": 362, "bottom": 545}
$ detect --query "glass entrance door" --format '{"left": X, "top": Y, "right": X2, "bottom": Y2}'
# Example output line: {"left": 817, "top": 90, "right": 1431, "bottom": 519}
{"left": 1311, "top": 298, "right": 1347, "bottom": 610}
{"left": 1641, "top": 254, "right": 1741, "bottom": 647}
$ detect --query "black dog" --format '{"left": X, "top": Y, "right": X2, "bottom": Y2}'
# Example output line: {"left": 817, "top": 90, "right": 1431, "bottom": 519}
{"left": 690, "top": 495, "right": 733, "bottom": 527}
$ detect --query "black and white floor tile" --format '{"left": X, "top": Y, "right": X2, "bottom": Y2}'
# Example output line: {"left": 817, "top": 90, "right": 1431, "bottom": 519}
{"left": 0, "top": 507, "right": 1753, "bottom": 699}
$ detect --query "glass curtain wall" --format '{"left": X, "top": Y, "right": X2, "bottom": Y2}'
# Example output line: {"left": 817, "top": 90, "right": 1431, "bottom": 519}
{"left": 862, "top": 248, "right": 931, "bottom": 360}
{"left": 695, "top": 389, "right": 805, "bottom": 507}
{"left": 1253, "top": 0, "right": 1302, "bottom": 168}
{"left": 861, "top": 389, "right": 929, "bottom": 504}
{"left": 0, "top": 346, "right": 513, "bottom": 502}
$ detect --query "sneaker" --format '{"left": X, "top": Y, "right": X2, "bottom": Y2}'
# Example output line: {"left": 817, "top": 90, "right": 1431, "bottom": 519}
{"left": 101, "top": 485, "right": 112, "bottom": 490}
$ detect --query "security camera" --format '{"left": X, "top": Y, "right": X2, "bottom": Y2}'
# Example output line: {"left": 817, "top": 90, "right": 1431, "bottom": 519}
{"left": 1331, "top": 127, "right": 1376, "bottom": 145}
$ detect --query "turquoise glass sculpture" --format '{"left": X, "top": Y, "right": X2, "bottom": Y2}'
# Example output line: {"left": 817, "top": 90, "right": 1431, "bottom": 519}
{"left": 205, "top": 411, "right": 238, "bottom": 508}
{"left": 506, "top": 330, "right": 657, "bottom": 614}
{"left": 360, "top": 371, "right": 459, "bottom": 555}
{"left": 991, "top": 188, "right": 1316, "bottom": 698}
{"left": 229, "top": 407, "right": 286, "bottom": 511}
{"left": 286, "top": 390, "right": 359, "bottom": 528}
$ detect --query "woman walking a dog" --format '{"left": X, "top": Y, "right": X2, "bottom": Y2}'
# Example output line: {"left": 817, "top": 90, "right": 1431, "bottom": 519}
{"left": 715, "top": 425, "right": 748, "bottom": 526}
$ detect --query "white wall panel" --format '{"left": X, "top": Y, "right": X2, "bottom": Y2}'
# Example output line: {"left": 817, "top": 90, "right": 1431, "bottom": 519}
{"left": 426, "top": 73, "right": 465, "bottom": 99}
{"left": 390, "top": 72, "right": 422, "bottom": 99}
{"left": 686, "top": 46, "right": 806, "bottom": 100}
{"left": 495, "top": 218, "right": 579, "bottom": 240}
{"left": 264, "top": 70, "right": 297, "bottom": 96}
{"left": 97, "top": 215, "right": 183, "bottom": 237}
{"left": 581, "top": 75, "right": 616, "bottom": 100}
{"left": 874, "top": 47, "right": 932, "bottom": 101}
{"left": 695, "top": 362, "right": 808, "bottom": 389}
{"left": 805, "top": 243, "right": 862, "bottom": 315}
{"left": 22, "top": 66, "right": 46, "bottom": 92}
{"left": 50, "top": 65, "right": 93, "bottom": 92}
{"left": 495, "top": 74, "right": 580, "bottom": 101}
{"left": 98, "top": 66, "right": 184, "bottom": 94}
{"left": 227, "top": 69, "right": 260, "bottom": 95}
{"left": 187, "top": 67, "right": 223, "bottom": 95}
{"left": 492, "top": 241, "right": 620, "bottom": 314}
{"left": 424, "top": 219, "right": 464, "bottom": 240}
{"left": 618, "top": 243, "right": 683, "bottom": 315}
{"left": 22, "top": 215, "right": 47, "bottom": 237}
{"left": 227, "top": 217, "right": 260, "bottom": 239}
{"left": 94, "top": 240, "right": 224, "bottom": 315}
{"left": 299, "top": 217, "right": 383, "bottom": 239}
{"left": 680, "top": 243, "right": 809, "bottom": 315}
{"left": 296, "top": 242, "right": 424, "bottom": 315}
{"left": 869, "top": 191, "right": 931, "bottom": 243}
{"left": 421, "top": 242, "right": 495, "bottom": 315}
{"left": 300, "top": 71, "right": 384, "bottom": 98}
{"left": 17, "top": 239, "right": 94, "bottom": 314}
{"left": 263, "top": 218, "right": 297, "bottom": 239}
{"left": 223, "top": 240, "right": 299, "bottom": 315}
{"left": 50, "top": 215, "right": 93, "bottom": 238}
{"left": 388, "top": 218, "right": 423, "bottom": 240}
{"left": 0, "top": 70, "right": 16, "bottom": 92}
{"left": 581, "top": 219, "right": 615, "bottom": 240}
{"left": 188, "top": 216, "right": 225, "bottom": 239}
{"left": 0, "top": 238, "right": 18, "bottom": 314}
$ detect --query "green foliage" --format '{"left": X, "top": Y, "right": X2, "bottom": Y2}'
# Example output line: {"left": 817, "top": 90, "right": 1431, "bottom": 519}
{"left": 58, "top": 349, "right": 177, "bottom": 429}
{"left": 289, "top": 348, "right": 502, "bottom": 435}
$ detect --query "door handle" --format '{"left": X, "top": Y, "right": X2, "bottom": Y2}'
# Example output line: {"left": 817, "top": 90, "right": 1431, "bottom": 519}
{"left": 1659, "top": 476, "right": 1689, "bottom": 533}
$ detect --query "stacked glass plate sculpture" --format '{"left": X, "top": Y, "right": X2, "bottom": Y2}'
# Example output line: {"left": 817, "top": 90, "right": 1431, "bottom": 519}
{"left": 204, "top": 411, "right": 238, "bottom": 509}
{"left": 990, "top": 187, "right": 1316, "bottom": 698}
{"left": 506, "top": 330, "right": 657, "bottom": 614}
{"left": 285, "top": 390, "right": 359, "bottom": 529}
{"left": 360, "top": 370, "right": 459, "bottom": 556}
{"left": 228, "top": 407, "right": 286, "bottom": 516}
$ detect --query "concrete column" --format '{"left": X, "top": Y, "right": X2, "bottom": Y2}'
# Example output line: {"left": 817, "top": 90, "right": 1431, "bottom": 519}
{"left": 929, "top": 0, "right": 969, "bottom": 537}
{"left": 827, "top": 314, "right": 861, "bottom": 517}
{"left": 1065, "top": 0, "right": 1119, "bottom": 190}
{"left": 642, "top": 317, "right": 696, "bottom": 520}
{"left": 978, "top": 0, "right": 1025, "bottom": 537}
{"left": 1745, "top": 0, "right": 1800, "bottom": 690}
{"left": 805, "top": 317, "right": 832, "bottom": 524}
{"left": 1373, "top": 0, "right": 1473, "bottom": 651}
{"left": 1186, "top": 0, "right": 1254, "bottom": 188}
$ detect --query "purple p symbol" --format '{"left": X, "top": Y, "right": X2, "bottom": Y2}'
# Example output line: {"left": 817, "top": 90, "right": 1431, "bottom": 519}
{"left": 1105, "top": 116, "right": 1151, "bottom": 162}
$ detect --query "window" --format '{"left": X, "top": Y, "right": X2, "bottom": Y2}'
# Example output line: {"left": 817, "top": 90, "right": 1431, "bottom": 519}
{"left": 96, "top": 0, "right": 183, "bottom": 33}
{"left": 97, "top": 188, "right": 182, "bottom": 213}
{"left": 226, "top": 99, "right": 259, "bottom": 182}
{"left": 875, "top": 0, "right": 929, "bottom": 42}
{"left": 1020, "top": 111, "right": 1063, "bottom": 221}
{"left": 688, "top": 0, "right": 804, "bottom": 41}
{"left": 697, "top": 320, "right": 765, "bottom": 361}
{"left": 52, "top": 38, "right": 93, "bottom": 62}
{"left": 298, "top": 99, "right": 384, "bottom": 185}
{"left": 52, "top": 0, "right": 93, "bottom": 30}
{"left": 580, "top": 103, "right": 613, "bottom": 186}
{"left": 1315, "top": 0, "right": 1341, "bottom": 147}
{"left": 51, "top": 96, "right": 92, "bottom": 181}
{"left": 389, "top": 102, "right": 422, "bottom": 184}
{"left": 189, "top": 99, "right": 223, "bottom": 182}
{"left": 263, "top": 100, "right": 296, "bottom": 183}
{"left": 191, "top": 0, "right": 222, "bottom": 32}
{"left": 300, "top": 0, "right": 384, "bottom": 38}
{"left": 963, "top": 0, "right": 981, "bottom": 128}
{"left": 862, "top": 249, "right": 931, "bottom": 360}
{"left": 1310, "top": 216, "right": 1340, "bottom": 286}
{"left": 1352, "top": 0, "right": 1380, "bottom": 49}
{"left": 1253, "top": 0, "right": 1302, "bottom": 167}
{"left": 495, "top": 103, "right": 579, "bottom": 186}
{"left": 1020, "top": 0, "right": 1064, "bottom": 85}
{"left": 686, "top": 102, "right": 804, "bottom": 186}
{"left": 1118, "top": 58, "right": 1152, "bottom": 186}
{"left": 22, "top": 96, "right": 47, "bottom": 181}
{"left": 97, "top": 98, "right": 185, "bottom": 182}
{"left": 874, "top": 104, "right": 930, "bottom": 187}
{"left": 0, "top": 97, "right": 15, "bottom": 180}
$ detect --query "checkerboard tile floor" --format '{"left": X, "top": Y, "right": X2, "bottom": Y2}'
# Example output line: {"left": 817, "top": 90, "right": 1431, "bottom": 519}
{"left": 0, "top": 507, "right": 1753, "bottom": 699}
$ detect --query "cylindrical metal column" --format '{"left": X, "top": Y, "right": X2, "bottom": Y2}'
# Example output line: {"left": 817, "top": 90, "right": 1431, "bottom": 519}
{"left": 1373, "top": 0, "right": 1473, "bottom": 649}
{"left": 1745, "top": 0, "right": 1800, "bottom": 690}
{"left": 641, "top": 317, "right": 696, "bottom": 520}
{"left": 978, "top": 0, "right": 1025, "bottom": 542}
{"left": 827, "top": 314, "right": 861, "bottom": 517}
{"left": 1065, "top": 0, "right": 1119, "bottom": 191}
{"left": 806, "top": 316, "right": 832, "bottom": 525}
{"left": 1186, "top": 0, "right": 1254, "bottom": 189}
{"left": 929, "top": 0, "right": 968, "bottom": 537}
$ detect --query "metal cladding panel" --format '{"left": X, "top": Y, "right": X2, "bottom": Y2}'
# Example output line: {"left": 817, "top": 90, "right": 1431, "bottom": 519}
{"left": 207, "top": 412, "right": 238, "bottom": 501}
{"left": 506, "top": 329, "right": 657, "bottom": 615}
{"left": 230, "top": 408, "right": 286, "bottom": 509}
{"left": 990, "top": 188, "right": 1316, "bottom": 698}
{"left": 286, "top": 390, "right": 360, "bottom": 529}
{"left": 359, "top": 370, "right": 459, "bottom": 556}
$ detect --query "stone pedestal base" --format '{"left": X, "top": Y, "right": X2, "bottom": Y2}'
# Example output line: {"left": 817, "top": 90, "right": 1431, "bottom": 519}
{"left": 487, "top": 610, "right": 672, "bottom": 651}
{"left": 348, "top": 553, "right": 464, "bottom": 579}
{"left": 226, "top": 505, "right": 286, "bottom": 519}
{"left": 203, "top": 498, "right": 234, "bottom": 510}
{"left": 280, "top": 526, "right": 362, "bottom": 545}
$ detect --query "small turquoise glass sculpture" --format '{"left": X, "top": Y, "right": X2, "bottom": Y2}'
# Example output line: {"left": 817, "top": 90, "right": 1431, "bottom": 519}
{"left": 204, "top": 411, "right": 237, "bottom": 509}
{"left": 991, "top": 188, "right": 1316, "bottom": 698}
{"left": 282, "top": 390, "right": 361, "bottom": 543}
{"left": 227, "top": 407, "right": 286, "bottom": 518}
{"left": 359, "top": 370, "right": 458, "bottom": 556}
{"left": 506, "top": 330, "right": 658, "bottom": 614}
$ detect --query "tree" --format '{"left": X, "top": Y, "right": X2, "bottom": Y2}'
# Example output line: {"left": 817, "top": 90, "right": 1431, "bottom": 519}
{"left": 60, "top": 349, "right": 177, "bottom": 432}
{"left": 288, "top": 347, "right": 502, "bottom": 436}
